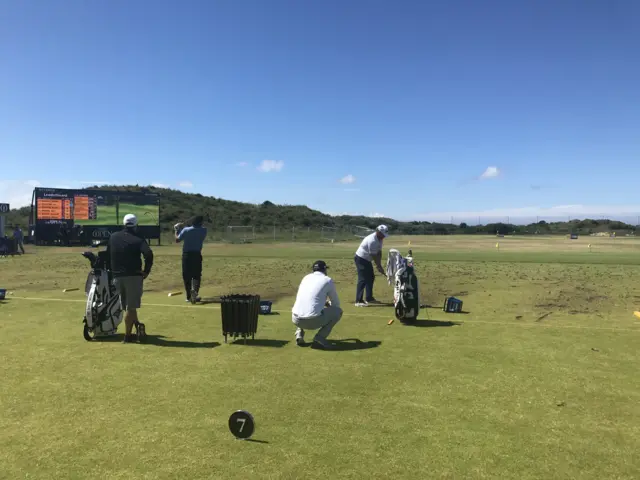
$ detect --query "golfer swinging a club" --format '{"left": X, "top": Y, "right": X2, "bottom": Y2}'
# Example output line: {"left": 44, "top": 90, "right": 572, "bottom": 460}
{"left": 175, "top": 215, "right": 207, "bottom": 303}
{"left": 354, "top": 224, "right": 388, "bottom": 306}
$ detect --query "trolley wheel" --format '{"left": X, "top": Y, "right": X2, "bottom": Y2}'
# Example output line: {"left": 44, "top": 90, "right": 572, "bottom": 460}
{"left": 83, "top": 324, "right": 93, "bottom": 342}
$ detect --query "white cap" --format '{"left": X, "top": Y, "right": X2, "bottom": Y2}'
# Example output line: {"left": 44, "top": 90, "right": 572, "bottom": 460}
{"left": 376, "top": 224, "right": 389, "bottom": 237}
{"left": 123, "top": 214, "right": 138, "bottom": 227}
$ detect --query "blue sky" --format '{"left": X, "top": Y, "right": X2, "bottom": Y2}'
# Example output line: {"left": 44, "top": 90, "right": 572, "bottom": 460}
{"left": 1, "top": 0, "right": 639, "bottom": 224}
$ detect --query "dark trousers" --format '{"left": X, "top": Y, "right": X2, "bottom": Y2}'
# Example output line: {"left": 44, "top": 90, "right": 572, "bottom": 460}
{"left": 182, "top": 252, "right": 203, "bottom": 299}
{"left": 354, "top": 255, "right": 375, "bottom": 302}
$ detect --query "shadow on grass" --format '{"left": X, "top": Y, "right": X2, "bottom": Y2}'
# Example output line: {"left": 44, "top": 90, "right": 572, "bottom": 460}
{"left": 245, "top": 439, "right": 269, "bottom": 444}
{"left": 406, "top": 319, "right": 462, "bottom": 328}
{"left": 229, "top": 338, "right": 290, "bottom": 348}
{"left": 324, "top": 338, "right": 382, "bottom": 351}
{"left": 98, "top": 334, "right": 220, "bottom": 348}
{"left": 145, "top": 335, "right": 220, "bottom": 348}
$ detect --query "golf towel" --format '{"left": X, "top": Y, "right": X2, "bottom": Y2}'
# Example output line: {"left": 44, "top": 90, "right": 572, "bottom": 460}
{"left": 386, "top": 249, "right": 405, "bottom": 285}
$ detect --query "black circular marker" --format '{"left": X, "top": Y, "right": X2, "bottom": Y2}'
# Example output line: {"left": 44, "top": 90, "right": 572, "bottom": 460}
{"left": 228, "top": 410, "right": 255, "bottom": 440}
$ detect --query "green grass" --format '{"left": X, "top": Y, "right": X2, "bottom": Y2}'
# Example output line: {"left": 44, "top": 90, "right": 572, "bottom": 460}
{"left": 79, "top": 202, "right": 159, "bottom": 226}
{"left": 1, "top": 236, "right": 640, "bottom": 479}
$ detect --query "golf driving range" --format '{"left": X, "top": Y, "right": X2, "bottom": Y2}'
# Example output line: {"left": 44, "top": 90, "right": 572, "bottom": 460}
{"left": 1, "top": 235, "right": 640, "bottom": 479}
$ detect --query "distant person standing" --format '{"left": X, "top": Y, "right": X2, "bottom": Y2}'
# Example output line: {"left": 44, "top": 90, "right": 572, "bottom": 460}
{"left": 107, "top": 214, "right": 154, "bottom": 343}
{"left": 175, "top": 215, "right": 207, "bottom": 303}
{"left": 353, "top": 225, "right": 389, "bottom": 306}
{"left": 13, "top": 225, "right": 25, "bottom": 254}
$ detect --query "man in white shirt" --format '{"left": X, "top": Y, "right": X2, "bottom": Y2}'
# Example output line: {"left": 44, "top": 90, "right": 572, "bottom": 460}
{"left": 354, "top": 225, "right": 389, "bottom": 306}
{"left": 291, "top": 260, "right": 343, "bottom": 350}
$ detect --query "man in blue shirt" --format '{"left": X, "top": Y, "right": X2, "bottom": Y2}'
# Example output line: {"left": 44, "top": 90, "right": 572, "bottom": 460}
{"left": 175, "top": 215, "right": 207, "bottom": 303}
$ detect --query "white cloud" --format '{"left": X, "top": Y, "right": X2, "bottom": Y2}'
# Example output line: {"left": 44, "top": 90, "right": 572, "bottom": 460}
{"left": 479, "top": 166, "right": 500, "bottom": 179}
{"left": 257, "top": 159, "right": 284, "bottom": 172}
{"left": 369, "top": 212, "right": 385, "bottom": 218}
{"left": 339, "top": 174, "right": 356, "bottom": 184}
{"left": 0, "top": 180, "right": 41, "bottom": 208}
{"left": 152, "top": 183, "right": 169, "bottom": 188}
{"left": 178, "top": 181, "right": 193, "bottom": 188}
{"left": 236, "top": 162, "right": 248, "bottom": 167}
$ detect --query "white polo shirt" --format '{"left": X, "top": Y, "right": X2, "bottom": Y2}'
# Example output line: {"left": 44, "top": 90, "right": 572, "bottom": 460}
{"left": 355, "top": 232, "right": 383, "bottom": 262}
{"left": 292, "top": 271, "right": 340, "bottom": 318}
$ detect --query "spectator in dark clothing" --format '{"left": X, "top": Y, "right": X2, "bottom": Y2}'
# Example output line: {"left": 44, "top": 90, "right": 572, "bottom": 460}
{"left": 107, "top": 214, "right": 154, "bottom": 343}
{"left": 13, "top": 226, "right": 25, "bottom": 254}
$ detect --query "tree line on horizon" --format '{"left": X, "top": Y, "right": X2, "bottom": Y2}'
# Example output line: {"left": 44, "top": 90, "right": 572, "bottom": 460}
{"left": 3, "top": 185, "right": 637, "bottom": 236}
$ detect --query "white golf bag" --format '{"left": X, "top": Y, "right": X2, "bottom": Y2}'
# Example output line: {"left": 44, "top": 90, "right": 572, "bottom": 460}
{"left": 386, "top": 249, "right": 420, "bottom": 323}
{"left": 81, "top": 250, "right": 123, "bottom": 341}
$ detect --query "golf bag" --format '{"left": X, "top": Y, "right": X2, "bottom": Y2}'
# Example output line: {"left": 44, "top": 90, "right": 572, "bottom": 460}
{"left": 386, "top": 249, "right": 420, "bottom": 323}
{"left": 81, "top": 249, "right": 147, "bottom": 342}
{"left": 81, "top": 250, "right": 123, "bottom": 340}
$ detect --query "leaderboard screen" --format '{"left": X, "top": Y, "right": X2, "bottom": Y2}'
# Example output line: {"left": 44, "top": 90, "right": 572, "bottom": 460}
{"left": 34, "top": 188, "right": 159, "bottom": 226}
{"left": 36, "top": 195, "right": 97, "bottom": 221}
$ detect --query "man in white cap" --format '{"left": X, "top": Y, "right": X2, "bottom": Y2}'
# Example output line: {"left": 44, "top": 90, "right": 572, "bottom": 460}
{"left": 353, "top": 224, "right": 388, "bottom": 306}
{"left": 107, "top": 213, "right": 154, "bottom": 343}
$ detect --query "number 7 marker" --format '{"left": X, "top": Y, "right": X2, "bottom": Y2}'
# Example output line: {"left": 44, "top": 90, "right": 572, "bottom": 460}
{"left": 237, "top": 418, "right": 246, "bottom": 432}
{"left": 228, "top": 410, "right": 255, "bottom": 440}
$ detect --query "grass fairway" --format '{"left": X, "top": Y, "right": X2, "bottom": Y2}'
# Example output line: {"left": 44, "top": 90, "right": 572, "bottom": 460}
{"left": 1, "top": 235, "right": 640, "bottom": 479}
{"left": 80, "top": 202, "right": 159, "bottom": 226}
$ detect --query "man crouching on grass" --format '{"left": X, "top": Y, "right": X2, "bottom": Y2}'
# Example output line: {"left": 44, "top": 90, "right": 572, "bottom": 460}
{"left": 107, "top": 214, "right": 154, "bottom": 343}
{"left": 291, "top": 260, "right": 343, "bottom": 350}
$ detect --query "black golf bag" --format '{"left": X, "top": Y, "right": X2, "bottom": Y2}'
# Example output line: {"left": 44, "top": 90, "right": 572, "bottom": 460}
{"left": 81, "top": 249, "right": 146, "bottom": 342}
{"left": 386, "top": 249, "right": 420, "bottom": 324}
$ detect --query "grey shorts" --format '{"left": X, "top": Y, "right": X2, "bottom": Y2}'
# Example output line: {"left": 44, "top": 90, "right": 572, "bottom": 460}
{"left": 113, "top": 275, "right": 143, "bottom": 310}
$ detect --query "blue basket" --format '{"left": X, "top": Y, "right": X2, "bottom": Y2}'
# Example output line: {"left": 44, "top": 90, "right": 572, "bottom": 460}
{"left": 443, "top": 296, "right": 463, "bottom": 313}
{"left": 259, "top": 300, "right": 272, "bottom": 315}
{"left": 0, "top": 289, "right": 6, "bottom": 300}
